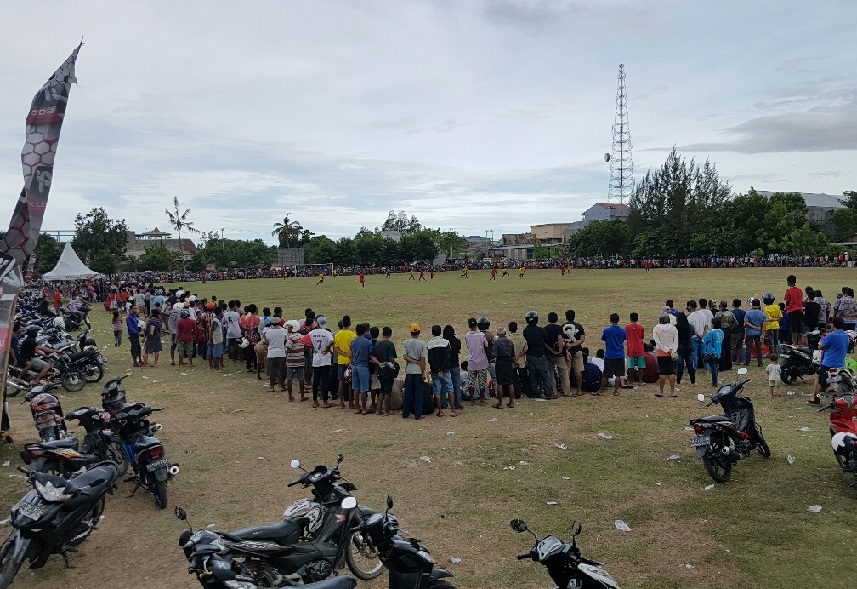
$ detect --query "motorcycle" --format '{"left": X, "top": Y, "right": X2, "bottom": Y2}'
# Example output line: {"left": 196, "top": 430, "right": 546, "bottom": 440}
{"left": 352, "top": 495, "right": 455, "bottom": 589}
{"left": 510, "top": 518, "right": 619, "bottom": 589}
{"left": 176, "top": 507, "right": 358, "bottom": 589}
{"left": 22, "top": 383, "right": 68, "bottom": 442}
{"left": 819, "top": 392, "right": 857, "bottom": 484}
{"left": 0, "top": 462, "right": 120, "bottom": 588}
{"left": 56, "top": 347, "right": 105, "bottom": 393}
{"left": 194, "top": 455, "right": 381, "bottom": 586}
{"left": 112, "top": 402, "right": 179, "bottom": 508}
{"left": 689, "top": 368, "right": 770, "bottom": 483}
{"left": 779, "top": 344, "right": 817, "bottom": 384}
{"left": 65, "top": 406, "right": 129, "bottom": 476}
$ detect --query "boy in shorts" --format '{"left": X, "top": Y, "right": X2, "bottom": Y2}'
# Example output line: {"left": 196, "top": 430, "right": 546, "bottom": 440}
{"left": 766, "top": 354, "right": 781, "bottom": 397}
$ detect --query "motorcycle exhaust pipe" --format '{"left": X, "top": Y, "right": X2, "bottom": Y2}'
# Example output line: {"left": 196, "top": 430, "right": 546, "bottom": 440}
{"left": 168, "top": 465, "right": 180, "bottom": 476}
{"left": 150, "top": 423, "right": 163, "bottom": 433}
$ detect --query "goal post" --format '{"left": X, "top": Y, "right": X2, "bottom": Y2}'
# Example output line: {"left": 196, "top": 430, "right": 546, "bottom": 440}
{"left": 292, "top": 263, "right": 333, "bottom": 278}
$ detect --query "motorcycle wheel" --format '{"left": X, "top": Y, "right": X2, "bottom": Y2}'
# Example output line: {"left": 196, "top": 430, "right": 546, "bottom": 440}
{"left": 61, "top": 371, "right": 85, "bottom": 392}
{"left": 84, "top": 364, "right": 104, "bottom": 383}
{"left": 67, "top": 497, "right": 105, "bottom": 547}
{"left": 780, "top": 371, "right": 797, "bottom": 385}
{"left": 702, "top": 438, "right": 733, "bottom": 483}
{"left": 0, "top": 533, "right": 31, "bottom": 589}
{"left": 106, "top": 441, "right": 129, "bottom": 477}
{"left": 344, "top": 529, "right": 384, "bottom": 580}
{"left": 755, "top": 426, "right": 771, "bottom": 458}
{"left": 154, "top": 480, "right": 168, "bottom": 509}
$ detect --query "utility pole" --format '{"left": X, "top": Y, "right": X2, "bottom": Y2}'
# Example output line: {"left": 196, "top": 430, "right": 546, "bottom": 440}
{"left": 608, "top": 64, "right": 635, "bottom": 204}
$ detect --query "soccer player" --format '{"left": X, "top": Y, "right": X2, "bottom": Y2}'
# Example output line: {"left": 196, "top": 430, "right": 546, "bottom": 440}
{"left": 518, "top": 265, "right": 526, "bottom": 278}
{"left": 316, "top": 272, "right": 324, "bottom": 285}
{"left": 419, "top": 270, "right": 426, "bottom": 281}
{"left": 501, "top": 268, "right": 509, "bottom": 277}
{"left": 409, "top": 267, "right": 416, "bottom": 280}
{"left": 489, "top": 267, "right": 497, "bottom": 281}
{"left": 359, "top": 270, "right": 365, "bottom": 288}
{"left": 461, "top": 266, "right": 469, "bottom": 278}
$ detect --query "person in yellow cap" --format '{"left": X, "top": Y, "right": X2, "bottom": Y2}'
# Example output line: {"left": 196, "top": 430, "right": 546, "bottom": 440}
{"left": 402, "top": 323, "right": 428, "bottom": 419}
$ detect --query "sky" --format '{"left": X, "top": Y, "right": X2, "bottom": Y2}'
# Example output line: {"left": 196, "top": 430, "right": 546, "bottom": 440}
{"left": 1, "top": 1, "right": 855, "bottom": 244}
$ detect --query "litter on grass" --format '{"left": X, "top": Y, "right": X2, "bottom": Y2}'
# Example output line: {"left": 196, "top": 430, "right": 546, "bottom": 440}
{"left": 555, "top": 443, "right": 568, "bottom": 450}
{"left": 787, "top": 455, "right": 796, "bottom": 465}
{"left": 614, "top": 520, "right": 632, "bottom": 532}
{"left": 667, "top": 454, "right": 681, "bottom": 461}
{"left": 807, "top": 505, "right": 822, "bottom": 513}
{"left": 546, "top": 501, "right": 559, "bottom": 506}
{"left": 419, "top": 456, "right": 432, "bottom": 463}
{"left": 449, "top": 557, "right": 462, "bottom": 564}
{"left": 597, "top": 432, "right": 613, "bottom": 440}
{"left": 798, "top": 426, "right": 811, "bottom": 432}
{"left": 704, "top": 484, "right": 715, "bottom": 491}
{"left": 562, "top": 476, "right": 571, "bottom": 480}
{"left": 519, "top": 460, "right": 529, "bottom": 466}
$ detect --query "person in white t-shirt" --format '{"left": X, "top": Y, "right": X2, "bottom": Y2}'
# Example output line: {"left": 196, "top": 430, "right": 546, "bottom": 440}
{"left": 264, "top": 317, "right": 288, "bottom": 393}
{"left": 309, "top": 316, "right": 335, "bottom": 408}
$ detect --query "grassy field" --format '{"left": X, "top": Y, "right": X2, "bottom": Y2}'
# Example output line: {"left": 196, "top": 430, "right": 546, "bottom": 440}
{"left": 1, "top": 267, "right": 855, "bottom": 589}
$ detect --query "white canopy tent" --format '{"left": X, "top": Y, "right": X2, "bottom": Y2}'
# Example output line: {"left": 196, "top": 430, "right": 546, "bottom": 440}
{"left": 41, "top": 242, "right": 100, "bottom": 281}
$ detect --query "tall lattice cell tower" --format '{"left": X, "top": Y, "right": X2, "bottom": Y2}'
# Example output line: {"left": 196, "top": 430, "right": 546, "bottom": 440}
{"left": 608, "top": 64, "right": 635, "bottom": 203}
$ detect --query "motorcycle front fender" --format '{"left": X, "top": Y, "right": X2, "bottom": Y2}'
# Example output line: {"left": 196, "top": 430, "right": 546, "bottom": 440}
{"left": 429, "top": 568, "right": 454, "bottom": 581}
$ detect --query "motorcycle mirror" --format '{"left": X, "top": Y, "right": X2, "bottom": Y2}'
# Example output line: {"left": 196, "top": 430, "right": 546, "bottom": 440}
{"left": 179, "top": 530, "right": 192, "bottom": 547}
{"left": 736, "top": 368, "right": 748, "bottom": 375}
{"left": 337, "top": 453, "right": 344, "bottom": 465}
{"left": 175, "top": 506, "right": 187, "bottom": 521}
{"left": 510, "top": 519, "right": 528, "bottom": 533}
{"left": 341, "top": 497, "right": 357, "bottom": 509}
{"left": 697, "top": 393, "right": 705, "bottom": 402}
{"left": 386, "top": 495, "right": 394, "bottom": 510}
{"left": 571, "top": 521, "right": 582, "bottom": 536}
{"left": 290, "top": 459, "right": 301, "bottom": 469}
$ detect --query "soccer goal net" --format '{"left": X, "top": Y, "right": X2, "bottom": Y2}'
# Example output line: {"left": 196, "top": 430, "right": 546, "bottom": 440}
{"left": 292, "top": 263, "right": 333, "bottom": 278}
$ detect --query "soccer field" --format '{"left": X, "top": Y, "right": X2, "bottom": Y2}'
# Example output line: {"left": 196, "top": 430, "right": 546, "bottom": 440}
{"left": 1, "top": 267, "right": 854, "bottom": 589}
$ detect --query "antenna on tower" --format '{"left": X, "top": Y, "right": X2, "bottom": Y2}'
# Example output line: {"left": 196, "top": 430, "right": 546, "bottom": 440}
{"left": 608, "top": 64, "right": 634, "bottom": 204}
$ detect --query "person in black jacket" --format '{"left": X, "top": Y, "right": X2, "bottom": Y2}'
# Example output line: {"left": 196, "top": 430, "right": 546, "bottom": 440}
{"left": 427, "top": 325, "right": 456, "bottom": 417}
{"left": 675, "top": 311, "right": 696, "bottom": 387}
{"left": 443, "top": 325, "right": 464, "bottom": 410}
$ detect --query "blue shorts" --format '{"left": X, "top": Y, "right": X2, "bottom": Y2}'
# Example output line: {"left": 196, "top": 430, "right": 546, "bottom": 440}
{"left": 432, "top": 372, "right": 453, "bottom": 396}
{"left": 338, "top": 364, "right": 350, "bottom": 381}
{"left": 210, "top": 343, "right": 223, "bottom": 359}
{"left": 352, "top": 364, "right": 370, "bottom": 392}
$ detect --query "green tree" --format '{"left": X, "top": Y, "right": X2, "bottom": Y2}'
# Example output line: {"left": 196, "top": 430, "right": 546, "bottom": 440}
{"left": 32, "top": 233, "right": 64, "bottom": 275}
{"left": 567, "top": 220, "right": 629, "bottom": 257}
{"left": 399, "top": 229, "right": 438, "bottom": 263}
{"left": 381, "top": 210, "right": 421, "bottom": 237}
{"left": 334, "top": 237, "right": 355, "bottom": 265}
{"left": 186, "top": 251, "right": 207, "bottom": 272}
{"left": 762, "top": 192, "right": 809, "bottom": 253}
{"left": 839, "top": 190, "right": 857, "bottom": 210}
{"left": 138, "top": 245, "right": 181, "bottom": 271}
{"left": 304, "top": 236, "right": 338, "bottom": 264}
{"left": 72, "top": 207, "right": 129, "bottom": 273}
{"left": 271, "top": 214, "right": 314, "bottom": 248}
{"left": 434, "top": 230, "right": 468, "bottom": 259}
{"left": 165, "top": 196, "right": 200, "bottom": 271}
{"left": 830, "top": 208, "right": 857, "bottom": 240}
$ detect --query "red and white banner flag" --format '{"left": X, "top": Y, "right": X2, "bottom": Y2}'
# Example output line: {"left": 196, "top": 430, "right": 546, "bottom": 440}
{"left": 2, "top": 43, "right": 82, "bottom": 266}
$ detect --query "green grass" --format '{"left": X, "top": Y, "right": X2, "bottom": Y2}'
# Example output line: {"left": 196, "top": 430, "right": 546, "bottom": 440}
{"left": 1, "top": 267, "right": 856, "bottom": 589}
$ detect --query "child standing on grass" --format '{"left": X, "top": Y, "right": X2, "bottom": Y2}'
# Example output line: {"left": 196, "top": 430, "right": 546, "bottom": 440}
{"left": 112, "top": 311, "right": 122, "bottom": 346}
{"left": 766, "top": 354, "right": 781, "bottom": 396}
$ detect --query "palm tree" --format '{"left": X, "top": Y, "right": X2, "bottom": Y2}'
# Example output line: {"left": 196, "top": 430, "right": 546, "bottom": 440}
{"left": 272, "top": 214, "right": 304, "bottom": 248}
{"left": 165, "top": 196, "right": 200, "bottom": 271}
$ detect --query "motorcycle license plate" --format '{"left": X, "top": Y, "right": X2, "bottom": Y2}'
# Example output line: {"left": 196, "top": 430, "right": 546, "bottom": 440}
{"left": 146, "top": 459, "right": 169, "bottom": 472}
{"left": 14, "top": 499, "right": 47, "bottom": 520}
{"left": 690, "top": 434, "right": 710, "bottom": 447}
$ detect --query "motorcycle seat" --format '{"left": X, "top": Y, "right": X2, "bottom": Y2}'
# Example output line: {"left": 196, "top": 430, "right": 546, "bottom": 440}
{"left": 300, "top": 577, "right": 357, "bottom": 589}
{"left": 61, "top": 463, "right": 119, "bottom": 495}
{"left": 67, "top": 350, "right": 95, "bottom": 363}
{"left": 690, "top": 415, "right": 731, "bottom": 424}
{"left": 230, "top": 517, "right": 307, "bottom": 541}
{"left": 29, "top": 438, "right": 79, "bottom": 450}
{"left": 133, "top": 435, "right": 162, "bottom": 452}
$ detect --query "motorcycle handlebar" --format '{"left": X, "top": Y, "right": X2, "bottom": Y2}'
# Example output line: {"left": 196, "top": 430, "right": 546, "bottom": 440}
{"left": 516, "top": 551, "right": 532, "bottom": 560}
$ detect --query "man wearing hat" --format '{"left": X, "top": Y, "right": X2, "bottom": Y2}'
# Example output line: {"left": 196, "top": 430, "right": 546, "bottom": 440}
{"left": 402, "top": 323, "right": 428, "bottom": 419}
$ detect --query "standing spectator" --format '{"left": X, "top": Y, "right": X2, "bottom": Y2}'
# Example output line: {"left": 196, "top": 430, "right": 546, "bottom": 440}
{"left": 675, "top": 311, "right": 696, "bottom": 387}
{"left": 702, "top": 317, "right": 725, "bottom": 386}
{"left": 833, "top": 287, "right": 857, "bottom": 330}
{"left": 803, "top": 287, "right": 821, "bottom": 335}
{"left": 224, "top": 301, "right": 242, "bottom": 361}
{"left": 762, "top": 294, "right": 782, "bottom": 355}
{"left": 309, "top": 316, "right": 335, "bottom": 409}
{"left": 744, "top": 299, "right": 766, "bottom": 367}
{"left": 402, "top": 323, "right": 428, "bottom": 420}
{"left": 333, "top": 315, "right": 356, "bottom": 409}
{"left": 134, "top": 288, "right": 146, "bottom": 314}
{"left": 443, "top": 325, "right": 463, "bottom": 410}
{"left": 784, "top": 275, "right": 804, "bottom": 345}
{"left": 562, "top": 310, "right": 586, "bottom": 396}
{"left": 686, "top": 300, "right": 707, "bottom": 371}
{"left": 544, "top": 312, "right": 570, "bottom": 397}
{"left": 522, "top": 312, "right": 552, "bottom": 399}
{"left": 652, "top": 313, "right": 679, "bottom": 397}
{"left": 809, "top": 317, "right": 850, "bottom": 404}
{"left": 142, "top": 308, "right": 162, "bottom": 368}
{"left": 464, "top": 318, "right": 489, "bottom": 404}
{"left": 599, "top": 313, "right": 626, "bottom": 396}
{"left": 112, "top": 311, "right": 123, "bottom": 346}
{"left": 426, "top": 325, "right": 456, "bottom": 417}
{"left": 127, "top": 306, "right": 142, "bottom": 368}
{"left": 243, "top": 305, "right": 261, "bottom": 372}
{"left": 730, "top": 299, "right": 746, "bottom": 364}
{"left": 508, "top": 321, "right": 528, "bottom": 397}
{"left": 624, "top": 312, "right": 645, "bottom": 385}
{"left": 714, "top": 301, "right": 736, "bottom": 371}
{"left": 814, "top": 289, "right": 831, "bottom": 325}
{"left": 176, "top": 309, "right": 195, "bottom": 367}
{"left": 766, "top": 354, "right": 781, "bottom": 397}
{"left": 209, "top": 307, "right": 224, "bottom": 370}
{"left": 350, "top": 323, "right": 372, "bottom": 414}
{"left": 285, "top": 320, "right": 307, "bottom": 401}
{"left": 372, "top": 327, "right": 397, "bottom": 416}
{"left": 492, "top": 327, "right": 515, "bottom": 408}
{"left": 264, "top": 317, "right": 287, "bottom": 394}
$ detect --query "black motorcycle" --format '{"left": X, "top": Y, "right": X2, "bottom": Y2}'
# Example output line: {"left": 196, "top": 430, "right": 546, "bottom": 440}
{"left": 779, "top": 343, "right": 817, "bottom": 384}
{"left": 690, "top": 372, "right": 770, "bottom": 483}
{"left": 0, "top": 463, "right": 120, "bottom": 588}
{"left": 511, "top": 518, "right": 620, "bottom": 589}
{"left": 176, "top": 507, "right": 357, "bottom": 589}
{"left": 112, "top": 402, "right": 179, "bottom": 508}
{"left": 195, "top": 455, "right": 381, "bottom": 585}
{"left": 56, "top": 347, "right": 104, "bottom": 393}
{"left": 65, "top": 406, "right": 129, "bottom": 476}
{"left": 352, "top": 496, "right": 455, "bottom": 589}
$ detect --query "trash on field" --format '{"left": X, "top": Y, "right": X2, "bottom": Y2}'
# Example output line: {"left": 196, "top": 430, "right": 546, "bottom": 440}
{"left": 503, "top": 466, "right": 516, "bottom": 471}
{"left": 614, "top": 520, "right": 632, "bottom": 532}
{"left": 450, "top": 557, "right": 462, "bottom": 564}
{"left": 704, "top": 484, "right": 715, "bottom": 491}
{"left": 787, "top": 455, "right": 796, "bottom": 465}
{"left": 546, "top": 501, "right": 558, "bottom": 506}
{"left": 419, "top": 456, "right": 432, "bottom": 463}
{"left": 597, "top": 432, "right": 613, "bottom": 440}
{"left": 684, "top": 426, "right": 694, "bottom": 431}
{"left": 446, "top": 432, "right": 455, "bottom": 436}
{"left": 786, "top": 390, "right": 796, "bottom": 396}
{"left": 207, "top": 524, "right": 216, "bottom": 529}
{"left": 141, "top": 375, "right": 150, "bottom": 380}
{"left": 332, "top": 428, "right": 346, "bottom": 433}
{"left": 554, "top": 443, "right": 568, "bottom": 450}
{"left": 798, "top": 426, "right": 811, "bottom": 432}
{"left": 519, "top": 460, "right": 529, "bottom": 466}
{"left": 667, "top": 454, "right": 681, "bottom": 461}
{"left": 562, "top": 476, "right": 571, "bottom": 480}
{"left": 488, "top": 417, "right": 497, "bottom": 422}
{"left": 257, "top": 457, "right": 265, "bottom": 461}
{"left": 180, "top": 372, "right": 189, "bottom": 376}
{"left": 683, "top": 563, "right": 695, "bottom": 569}
{"left": 151, "top": 380, "right": 159, "bottom": 384}
{"left": 807, "top": 505, "right": 822, "bottom": 513}
{"left": 232, "top": 409, "right": 244, "bottom": 413}
{"left": 2, "top": 461, "right": 9, "bottom": 467}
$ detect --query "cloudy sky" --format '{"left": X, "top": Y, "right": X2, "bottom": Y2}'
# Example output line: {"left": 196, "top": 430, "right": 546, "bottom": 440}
{"left": 1, "top": 1, "right": 854, "bottom": 243}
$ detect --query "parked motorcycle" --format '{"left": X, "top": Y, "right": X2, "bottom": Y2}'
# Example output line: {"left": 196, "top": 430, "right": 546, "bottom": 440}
{"left": 0, "top": 462, "right": 120, "bottom": 588}
{"left": 65, "top": 406, "right": 129, "bottom": 476}
{"left": 192, "top": 455, "right": 380, "bottom": 585}
{"left": 56, "top": 347, "right": 105, "bottom": 392}
{"left": 690, "top": 369, "right": 770, "bottom": 483}
{"left": 22, "top": 383, "right": 68, "bottom": 442}
{"left": 352, "top": 495, "right": 455, "bottom": 589}
{"left": 176, "top": 507, "right": 358, "bottom": 589}
{"left": 819, "top": 392, "right": 857, "bottom": 484}
{"left": 510, "top": 518, "right": 619, "bottom": 589}
{"left": 112, "top": 402, "right": 179, "bottom": 508}
{"left": 779, "top": 343, "right": 817, "bottom": 384}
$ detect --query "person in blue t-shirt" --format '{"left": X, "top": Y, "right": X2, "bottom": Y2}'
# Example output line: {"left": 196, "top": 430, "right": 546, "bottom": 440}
{"left": 810, "top": 317, "right": 851, "bottom": 404}
{"left": 600, "top": 313, "right": 626, "bottom": 396}
{"left": 743, "top": 300, "right": 767, "bottom": 368}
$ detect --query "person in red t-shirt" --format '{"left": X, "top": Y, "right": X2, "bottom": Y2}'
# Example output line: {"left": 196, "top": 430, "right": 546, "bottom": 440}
{"left": 176, "top": 309, "right": 196, "bottom": 366}
{"left": 359, "top": 271, "right": 365, "bottom": 288}
{"left": 784, "top": 274, "right": 804, "bottom": 345}
{"left": 625, "top": 312, "right": 645, "bottom": 385}
{"left": 52, "top": 289, "right": 62, "bottom": 310}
